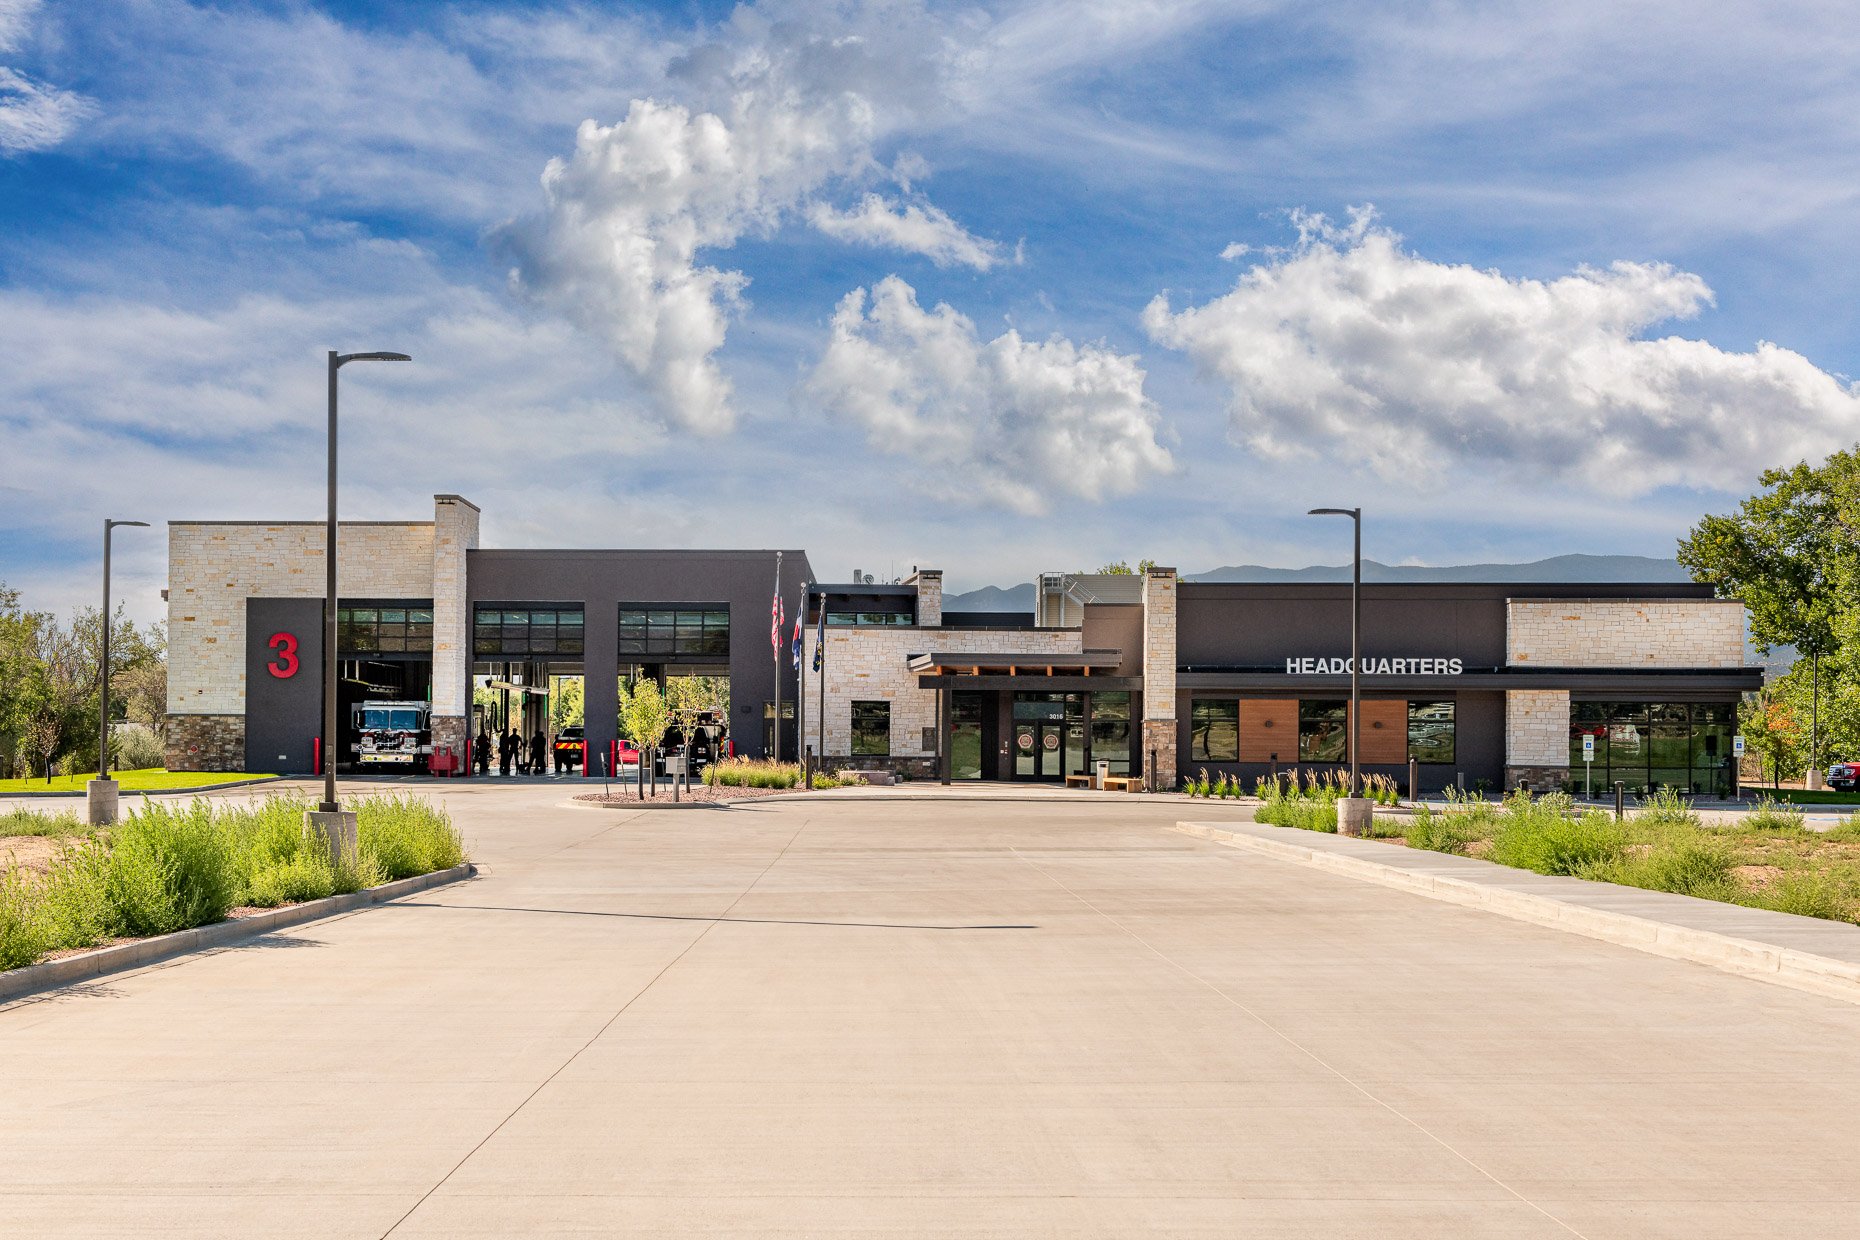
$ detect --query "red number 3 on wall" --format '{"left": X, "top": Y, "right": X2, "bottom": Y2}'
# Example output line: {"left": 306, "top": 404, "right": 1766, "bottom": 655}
{"left": 267, "top": 632, "right": 300, "bottom": 679}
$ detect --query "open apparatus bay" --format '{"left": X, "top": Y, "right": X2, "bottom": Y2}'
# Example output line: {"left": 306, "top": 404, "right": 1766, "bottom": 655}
{"left": 0, "top": 795, "right": 465, "bottom": 971}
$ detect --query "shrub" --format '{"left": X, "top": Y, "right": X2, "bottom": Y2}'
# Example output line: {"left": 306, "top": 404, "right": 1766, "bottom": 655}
{"left": 1591, "top": 839, "right": 1735, "bottom": 899}
{"left": 1405, "top": 806, "right": 1482, "bottom": 854}
{"left": 0, "top": 870, "right": 46, "bottom": 971}
{"left": 355, "top": 794, "right": 463, "bottom": 880}
{"left": 36, "top": 841, "right": 119, "bottom": 949}
{"left": 1635, "top": 785, "right": 1701, "bottom": 828}
{"left": 110, "top": 724, "right": 167, "bottom": 773}
{"left": 0, "top": 808, "right": 88, "bottom": 838}
{"left": 1490, "top": 805, "right": 1623, "bottom": 876}
{"left": 1744, "top": 796, "right": 1807, "bottom": 832}
{"left": 1740, "top": 872, "right": 1855, "bottom": 922}
{"left": 1256, "top": 795, "right": 1337, "bottom": 832}
{"left": 104, "top": 801, "right": 240, "bottom": 936}
{"left": 707, "top": 758, "right": 802, "bottom": 789}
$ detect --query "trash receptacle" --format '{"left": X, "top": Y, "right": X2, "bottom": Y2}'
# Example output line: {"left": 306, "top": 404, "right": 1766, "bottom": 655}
{"left": 1095, "top": 759, "right": 1110, "bottom": 790}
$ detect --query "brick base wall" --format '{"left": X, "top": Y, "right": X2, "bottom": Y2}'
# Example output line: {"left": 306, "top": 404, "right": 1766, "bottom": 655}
{"left": 1506, "top": 764, "right": 1571, "bottom": 794}
{"left": 166, "top": 714, "right": 245, "bottom": 772}
{"left": 819, "top": 754, "right": 939, "bottom": 780}
{"left": 1142, "top": 719, "right": 1176, "bottom": 791}
{"left": 432, "top": 715, "right": 469, "bottom": 768}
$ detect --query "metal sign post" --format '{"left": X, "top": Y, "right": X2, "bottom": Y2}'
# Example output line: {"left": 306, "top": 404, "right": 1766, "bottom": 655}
{"left": 1582, "top": 733, "right": 1595, "bottom": 799}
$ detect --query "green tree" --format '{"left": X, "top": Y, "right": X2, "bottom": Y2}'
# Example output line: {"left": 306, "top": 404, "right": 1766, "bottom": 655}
{"left": 1740, "top": 688, "right": 1806, "bottom": 788}
{"left": 620, "top": 678, "right": 670, "bottom": 774}
{"left": 549, "top": 675, "right": 584, "bottom": 731}
{"left": 1679, "top": 448, "right": 1860, "bottom": 773}
{"left": 1087, "top": 559, "right": 1158, "bottom": 576}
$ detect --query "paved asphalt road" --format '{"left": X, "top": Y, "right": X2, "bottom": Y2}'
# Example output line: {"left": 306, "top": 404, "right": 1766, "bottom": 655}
{"left": 5, "top": 786, "right": 1860, "bottom": 1238}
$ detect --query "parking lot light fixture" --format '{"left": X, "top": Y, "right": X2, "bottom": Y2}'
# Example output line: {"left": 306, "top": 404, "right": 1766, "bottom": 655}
{"left": 1308, "top": 507, "right": 1367, "bottom": 832}
{"left": 317, "top": 350, "right": 412, "bottom": 820}
{"left": 90, "top": 519, "right": 149, "bottom": 827}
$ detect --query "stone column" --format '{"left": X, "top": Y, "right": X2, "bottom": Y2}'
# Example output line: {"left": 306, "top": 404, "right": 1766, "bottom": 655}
{"left": 1141, "top": 566, "right": 1178, "bottom": 791}
{"left": 909, "top": 569, "right": 943, "bottom": 628}
{"left": 429, "top": 494, "right": 480, "bottom": 766}
{"left": 1505, "top": 689, "right": 1570, "bottom": 792}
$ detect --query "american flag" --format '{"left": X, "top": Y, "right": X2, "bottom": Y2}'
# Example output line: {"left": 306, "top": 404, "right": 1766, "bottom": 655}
{"left": 770, "top": 552, "right": 784, "bottom": 660}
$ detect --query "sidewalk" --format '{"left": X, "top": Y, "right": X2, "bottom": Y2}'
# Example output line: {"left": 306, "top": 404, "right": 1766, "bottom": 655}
{"left": 1177, "top": 818, "right": 1860, "bottom": 1005}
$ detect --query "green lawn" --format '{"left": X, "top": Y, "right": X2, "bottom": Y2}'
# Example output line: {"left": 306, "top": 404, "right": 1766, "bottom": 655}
{"left": 0, "top": 769, "right": 279, "bottom": 795}
{"left": 1745, "top": 787, "right": 1860, "bottom": 805}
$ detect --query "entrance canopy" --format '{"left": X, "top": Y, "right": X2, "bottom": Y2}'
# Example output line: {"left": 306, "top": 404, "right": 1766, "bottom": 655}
{"left": 908, "top": 649, "right": 1138, "bottom": 692}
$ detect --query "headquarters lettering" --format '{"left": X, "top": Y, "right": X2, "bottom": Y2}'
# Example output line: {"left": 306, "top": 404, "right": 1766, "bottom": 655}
{"left": 1286, "top": 657, "right": 1463, "bottom": 675}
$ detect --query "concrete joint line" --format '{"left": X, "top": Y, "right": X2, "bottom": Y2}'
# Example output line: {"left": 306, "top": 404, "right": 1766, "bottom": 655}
{"left": 1175, "top": 823, "right": 1860, "bottom": 1007}
{"left": 0, "top": 864, "right": 477, "bottom": 1006}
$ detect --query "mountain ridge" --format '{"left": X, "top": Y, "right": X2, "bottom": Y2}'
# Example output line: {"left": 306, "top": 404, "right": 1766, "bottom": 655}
{"left": 945, "top": 554, "right": 1691, "bottom": 612}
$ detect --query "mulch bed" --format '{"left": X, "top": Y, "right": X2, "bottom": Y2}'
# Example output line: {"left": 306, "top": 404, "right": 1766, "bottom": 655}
{"left": 574, "top": 782, "right": 796, "bottom": 806}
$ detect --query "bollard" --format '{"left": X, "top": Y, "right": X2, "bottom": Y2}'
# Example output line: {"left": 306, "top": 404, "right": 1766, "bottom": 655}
{"left": 1614, "top": 780, "right": 1625, "bottom": 822}
{"left": 1149, "top": 747, "right": 1158, "bottom": 793}
{"left": 1408, "top": 757, "right": 1418, "bottom": 805}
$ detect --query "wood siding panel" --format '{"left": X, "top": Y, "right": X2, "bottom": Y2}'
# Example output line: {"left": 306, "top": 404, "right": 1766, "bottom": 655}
{"left": 1239, "top": 699, "right": 1298, "bottom": 763}
{"left": 1359, "top": 699, "right": 1409, "bottom": 765}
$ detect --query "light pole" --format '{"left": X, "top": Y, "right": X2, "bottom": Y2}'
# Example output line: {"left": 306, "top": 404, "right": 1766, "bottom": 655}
{"left": 312, "top": 350, "right": 411, "bottom": 844}
{"left": 1309, "top": 506, "right": 1367, "bottom": 834}
{"left": 89, "top": 518, "right": 149, "bottom": 826}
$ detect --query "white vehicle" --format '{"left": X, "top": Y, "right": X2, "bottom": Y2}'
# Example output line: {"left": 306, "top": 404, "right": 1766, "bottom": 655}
{"left": 351, "top": 700, "right": 432, "bottom": 766}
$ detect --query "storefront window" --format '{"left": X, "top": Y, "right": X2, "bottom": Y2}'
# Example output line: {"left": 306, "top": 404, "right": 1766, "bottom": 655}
{"left": 851, "top": 700, "right": 890, "bottom": 755}
{"left": 1407, "top": 700, "right": 1455, "bottom": 763}
{"left": 618, "top": 605, "right": 729, "bottom": 656}
{"left": 1570, "top": 702, "right": 1736, "bottom": 796}
{"left": 339, "top": 604, "right": 433, "bottom": 655}
{"left": 473, "top": 605, "right": 584, "bottom": 657}
{"left": 1299, "top": 700, "right": 1348, "bottom": 763}
{"left": 1091, "top": 692, "right": 1132, "bottom": 776}
{"left": 1190, "top": 699, "right": 1238, "bottom": 762}
{"left": 951, "top": 692, "right": 985, "bottom": 780}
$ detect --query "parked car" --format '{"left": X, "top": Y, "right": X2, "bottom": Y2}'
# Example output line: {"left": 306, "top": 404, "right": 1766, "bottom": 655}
{"left": 553, "top": 726, "right": 585, "bottom": 772}
{"left": 1828, "top": 762, "right": 1857, "bottom": 792}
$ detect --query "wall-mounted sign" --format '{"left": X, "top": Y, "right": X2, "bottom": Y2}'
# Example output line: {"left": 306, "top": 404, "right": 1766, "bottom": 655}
{"left": 266, "top": 632, "right": 300, "bottom": 679}
{"left": 1285, "top": 657, "right": 1463, "bottom": 675}
{"left": 1042, "top": 732, "right": 1059, "bottom": 751}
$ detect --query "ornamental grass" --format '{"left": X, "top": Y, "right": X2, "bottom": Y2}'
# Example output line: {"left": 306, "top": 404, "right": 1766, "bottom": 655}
{"left": 0, "top": 794, "right": 463, "bottom": 972}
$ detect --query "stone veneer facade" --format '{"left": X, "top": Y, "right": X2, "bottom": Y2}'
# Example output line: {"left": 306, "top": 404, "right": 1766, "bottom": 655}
{"left": 429, "top": 495, "right": 480, "bottom": 762}
{"left": 1141, "top": 567, "right": 1178, "bottom": 791}
{"left": 1507, "top": 599, "right": 1745, "bottom": 668}
{"left": 165, "top": 507, "right": 442, "bottom": 770}
{"left": 1504, "top": 689, "right": 1571, "bottom": 792}
{"left": 800, "top": 571, "right": 1083, "bottom": 770}
{"left": 168, "top": 713, "right": 245, "bottom": 773}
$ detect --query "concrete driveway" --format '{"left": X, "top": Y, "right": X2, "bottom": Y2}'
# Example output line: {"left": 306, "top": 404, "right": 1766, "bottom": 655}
{"left": 4, "top": 788, "right": 1859, "bottom": 1238}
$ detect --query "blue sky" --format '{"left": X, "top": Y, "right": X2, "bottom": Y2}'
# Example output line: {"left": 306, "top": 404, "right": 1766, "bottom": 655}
{"left": 2, "top": 0, "right": 1857, "bottom": 622}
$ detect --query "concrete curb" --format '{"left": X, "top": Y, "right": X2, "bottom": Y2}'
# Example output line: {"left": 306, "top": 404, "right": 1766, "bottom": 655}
{"left": 0, "top": 863, "right": 477, "bottom": 1005}
{"left": 2, "top": 777, "right": 284, "bottom": 800}
{"left": 1174, "top": 822, "right": 1860, "bottom": 1007}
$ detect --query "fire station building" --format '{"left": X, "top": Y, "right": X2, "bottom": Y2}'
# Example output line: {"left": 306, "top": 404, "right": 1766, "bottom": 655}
{"left": 165, "top": 494, "right": 1761, "bottom": 794}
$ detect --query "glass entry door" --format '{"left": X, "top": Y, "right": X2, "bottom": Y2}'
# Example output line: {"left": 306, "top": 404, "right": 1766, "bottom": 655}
{"left": 1014, "top": 720, "right": 1065, "bottom": 780}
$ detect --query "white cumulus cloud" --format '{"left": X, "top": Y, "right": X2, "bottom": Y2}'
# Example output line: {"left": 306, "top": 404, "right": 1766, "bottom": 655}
{"left": 807, "top": 276, "right": 1173, "bottom": 513}
{"left": 492, "top": 3, "right": 984, "bottom": 435}
{"left": 806, "top": 193, "right": 1006, "bottom": 270}
{"left": 1143, "top": 209, "right": 1860, "bottom": 490}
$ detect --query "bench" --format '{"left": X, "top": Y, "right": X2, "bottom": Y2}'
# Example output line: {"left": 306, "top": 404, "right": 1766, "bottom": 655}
{"left": 1064, "top": 774, "right": 1143, "bottom": 792}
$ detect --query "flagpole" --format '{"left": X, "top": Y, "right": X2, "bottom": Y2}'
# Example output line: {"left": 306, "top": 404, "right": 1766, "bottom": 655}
{"left": 816, "top": 599, "right": 826, "bottom": 779}
{"left": 773, "top": 551, "right": 783, "bottom": 764}
{"left": 792, "top": 583, "right": 807, "bottom": 784}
